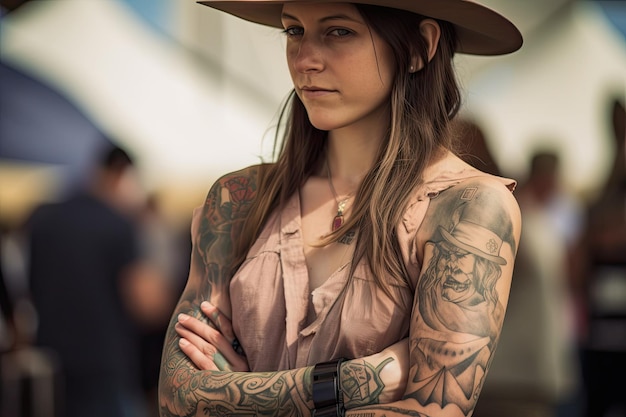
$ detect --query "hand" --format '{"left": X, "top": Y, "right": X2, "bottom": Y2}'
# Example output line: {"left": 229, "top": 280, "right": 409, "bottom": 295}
{"left": 175, "top": 301, "right": 249, "bottom": 372}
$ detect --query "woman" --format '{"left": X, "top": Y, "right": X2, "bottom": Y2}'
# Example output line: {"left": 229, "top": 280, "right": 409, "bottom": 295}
{"left": 159, "top": 1, "right": 523, "bottom": 416}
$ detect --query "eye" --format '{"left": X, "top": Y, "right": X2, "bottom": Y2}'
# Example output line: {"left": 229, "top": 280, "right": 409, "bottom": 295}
{"left": 328, "top": 28, "right": 353, "bottom": 37}
{"left": 456, "top": 251, "right": 470, "bottom": 261}
{"left": 282, "top": 26, "right": 303, "bottom": 37}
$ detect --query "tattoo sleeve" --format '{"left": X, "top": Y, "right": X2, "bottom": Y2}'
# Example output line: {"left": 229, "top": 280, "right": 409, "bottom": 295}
{"left": 402, "top": 180, "right": 521, "bottom": 416}
{"left": 341, "top": 181, "right": 520, "bottom": 417}
{"left": 342, "top": 358, "right": 394, "bottom": 409}
{"left": 158, "top": 167, "right": 320, "bottom": 416}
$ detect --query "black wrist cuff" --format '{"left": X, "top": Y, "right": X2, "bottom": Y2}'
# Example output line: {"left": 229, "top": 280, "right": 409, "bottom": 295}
{"left": 312, "top": 358, "right": 346, "bottom": 417}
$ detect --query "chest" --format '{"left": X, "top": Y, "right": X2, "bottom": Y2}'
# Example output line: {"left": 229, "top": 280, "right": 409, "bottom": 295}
{"left": 299, "top": 179, "right": 355, "bottom": 292}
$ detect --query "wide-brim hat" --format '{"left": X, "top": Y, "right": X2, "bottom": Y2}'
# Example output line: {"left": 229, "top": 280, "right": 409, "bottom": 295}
{"left": 439, "top": 222, "right": 507, "bottom": 265}
{"left": 198, "top": 0, "right": 523, "bottom": 56}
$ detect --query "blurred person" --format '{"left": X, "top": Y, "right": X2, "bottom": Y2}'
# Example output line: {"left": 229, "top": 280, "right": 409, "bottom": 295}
{"left": 0, "top": 225, "right": 19, "bottom": 352}
{"left": 580, "top": 96, "right": 626, "bottom": 417}
{"left": 474, "top": 150, "right": 584, "bottom": 417}
{"left": 0, "top": 221, "right": 39, "bottom": 351}
{"left": 25, "top": 143, "right": 166, "bottom": 417}
{"left": 2, "top": 203, "right": 63, "bottom": 417}
{"left": 158, "top": 1, "right": 523, "bottom": 417}
{"left": 136, "top": 193, "right": 188, "bottom": 416}
{"left": 0, "top": 273, "right": 12, "bottom": 351}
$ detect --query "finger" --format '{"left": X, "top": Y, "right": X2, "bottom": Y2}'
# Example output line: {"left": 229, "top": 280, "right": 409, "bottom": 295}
{"left": 175, "top": 321, "right": 209, "bottom": 346}
{"left": 176, "top": 324, "right": 247, "bottom": 372}
{"left": 199, "top": 302, "right": 240, "bottom": 359}
{"left": 175, "top": 322, "right": 220, "bottom": 361}
{"left": 178, "top": 338, "right": 219, "bottom": 371}
{"left": 175, "top": 319, "right": 236, "bottom": 363}
{"left": 176, "top": 313, "right": 249, "bottom": 372}
{"left": 175, "top": 320, "right": 224, "bottom": 356}
{"left": 201, "top": 302, "right": 236, "bottom": 343}
{"left": 200, "top": 301, "right": 221, "bottom": 326}
{"left": 177, "top": 313, "right": 221, "bottom": 342}
{"left": 213, "top": 351, "right": 233, "bottom": 371}
{"left": 200, "top": 303, "right": 249, "bottom": 371}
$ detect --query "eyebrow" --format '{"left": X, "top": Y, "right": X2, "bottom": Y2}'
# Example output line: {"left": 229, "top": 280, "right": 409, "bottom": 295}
{"left": 280, "top": 13, "right": 363, "bottom": 25}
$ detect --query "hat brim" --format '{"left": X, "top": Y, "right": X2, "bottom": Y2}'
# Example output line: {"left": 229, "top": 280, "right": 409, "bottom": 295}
{"left": 439, "top": 227, "right": 507, "bottom": 265}
{"left": 198, "top": 0, "right": 522, "bottom": 56}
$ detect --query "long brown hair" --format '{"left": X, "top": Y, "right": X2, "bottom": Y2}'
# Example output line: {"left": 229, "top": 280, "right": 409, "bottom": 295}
{"left": 233, "top": 5, "right": 461, "bottom": 306}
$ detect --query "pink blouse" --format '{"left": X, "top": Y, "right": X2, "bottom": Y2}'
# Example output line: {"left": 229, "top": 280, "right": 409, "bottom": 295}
{"left": 227, "top": 154, "right": 516, "bottom": 371}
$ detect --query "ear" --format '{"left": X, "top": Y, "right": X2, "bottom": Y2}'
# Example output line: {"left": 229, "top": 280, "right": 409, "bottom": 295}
{"left": 409, "top": 19, "right": 441, "bottom": 72}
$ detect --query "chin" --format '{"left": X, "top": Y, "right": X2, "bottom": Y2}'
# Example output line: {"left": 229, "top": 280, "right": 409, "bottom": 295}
{"left": 307, "top": 117, "right": 337, "bottom": 131}
{"left": 305, "top": 108, "right": 350, "bottom": 131}
{"left": 442, "top": 288, "right": 477, "bottom": 304}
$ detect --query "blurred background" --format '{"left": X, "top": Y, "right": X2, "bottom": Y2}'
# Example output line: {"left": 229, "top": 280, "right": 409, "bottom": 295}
{"left": 0, "top": 0, "right": 625, "bottom": 416}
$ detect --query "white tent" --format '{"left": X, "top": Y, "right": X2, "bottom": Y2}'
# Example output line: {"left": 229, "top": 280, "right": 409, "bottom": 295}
{"left": 1, "top": 0, "right": 625, "bottom": 224}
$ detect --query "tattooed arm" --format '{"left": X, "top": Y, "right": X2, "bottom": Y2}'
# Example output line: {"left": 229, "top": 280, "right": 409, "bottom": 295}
{"left": 158, "top": 165, "right": 258, "bottom": 415}
{"left": 158, "top": 166, "right": 408, "bottom": 416}
{"left": 174, "top": 307, "right": 410, "bottom": 415}
{"left": 342, "top": 178, "right": 522, "bottom": 417}
{"left": 159, "top": 171, "right": 519, "bottom": 416}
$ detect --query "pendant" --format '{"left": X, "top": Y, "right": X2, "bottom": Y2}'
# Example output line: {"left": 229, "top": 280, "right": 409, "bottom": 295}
{"left": 332, "top": 199, "right": 348, "bottom": 231}
{"left": 332, "top": 214, "right": 344, "bottom": 231}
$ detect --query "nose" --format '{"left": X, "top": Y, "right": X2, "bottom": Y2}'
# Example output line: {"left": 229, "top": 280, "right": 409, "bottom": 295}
{"left": 290, "top": 36, "right": 324, "bottom": 73}
{"left": 447, "top": 253, "right": 459, "bottom": 266}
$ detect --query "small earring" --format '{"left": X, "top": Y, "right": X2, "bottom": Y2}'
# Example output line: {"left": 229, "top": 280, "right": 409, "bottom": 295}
{"left": 409, "top": 65, "right": 415, "bottom": 73}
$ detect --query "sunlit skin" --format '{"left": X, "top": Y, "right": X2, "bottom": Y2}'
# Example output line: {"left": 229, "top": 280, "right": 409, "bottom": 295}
{"left": 157, "top": 3, "right": 521, "bottom": 417}
{"left": 282, "top": 3, "right": 395, "bottom": 139}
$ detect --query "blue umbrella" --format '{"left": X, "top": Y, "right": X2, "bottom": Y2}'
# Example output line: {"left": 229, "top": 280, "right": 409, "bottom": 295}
{"left": 0, "top": 61, "right": 112, "bottom": 188}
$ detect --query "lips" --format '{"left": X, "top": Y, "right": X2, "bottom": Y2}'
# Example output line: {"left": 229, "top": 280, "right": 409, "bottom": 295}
{"left": 443, "top": 276, "right": 470, "bottom": 293}
{"left": 300, "top": 85, "right": 331, "bottom": 92}
{"left": 299, "top": 86, "right": 336, "bottom": 98}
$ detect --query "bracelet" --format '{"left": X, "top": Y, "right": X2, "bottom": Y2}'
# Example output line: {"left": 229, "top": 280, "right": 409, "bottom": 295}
{"left": 312, "top": 358, "right": 346, "bottom": 417}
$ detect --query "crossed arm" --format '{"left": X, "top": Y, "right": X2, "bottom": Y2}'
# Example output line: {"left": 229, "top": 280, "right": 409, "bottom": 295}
{"left": 158, "top": 167, "right": 521, "bottom": 417}
{"left": 158, "top": 166, "right": 405, "bottom": 416}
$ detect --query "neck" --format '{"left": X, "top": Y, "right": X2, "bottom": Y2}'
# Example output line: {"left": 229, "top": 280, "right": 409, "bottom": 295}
{"left": 326, "top": 131, "right": 381, "bottom": 189}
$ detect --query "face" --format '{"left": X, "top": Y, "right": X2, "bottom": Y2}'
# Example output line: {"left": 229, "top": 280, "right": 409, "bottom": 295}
{"left": 113, "top": 167, "right": 146, "bottom": 214}
{"left": 438, "top": 243, "right": 479, "bottom": 303}
{"left": 281, "top": 3, "right": 396, "bottom": 133}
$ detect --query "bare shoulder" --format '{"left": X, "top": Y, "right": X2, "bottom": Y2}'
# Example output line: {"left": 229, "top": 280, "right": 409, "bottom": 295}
{"left": 194, "top": 163, "right": 269, "bottom": 262}
{"left": 444, "top": 175, "right": 522, "bottom": 226}
{"left": 206, "top": 164, "right": 265, "bottom": 200}
{"left": 405, "top": 175, "right": 521, "bottom": 416}
{"left": 216, "top": 164, "right": 265, "bottom": 185}
{"left": 182, "top": 164, "right": 270, "bottom": 312}
{"left": 418, "top": 175, "right": 521, "bottom": 262}
{"left": 199, "top": 164, "right": 268, "bottom": 219}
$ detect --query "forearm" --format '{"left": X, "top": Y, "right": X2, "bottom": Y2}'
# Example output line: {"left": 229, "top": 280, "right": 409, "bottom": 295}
{"left": 339, "top": 352, "right": 442, "bottom": 417}
{"left": 159, "top": 303, "right": 241, "bottom": 416}
{"left": 159, "top": 334, "right": 407, "bottom": 416}
{"left": 159, "top": 352, "right": 314, "bottom": 417}
{"left": 160, "top": 301, "right": 311, "bottom": 416}
{"left": 158, "top": 353, "right": 392, "bottom": 416}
